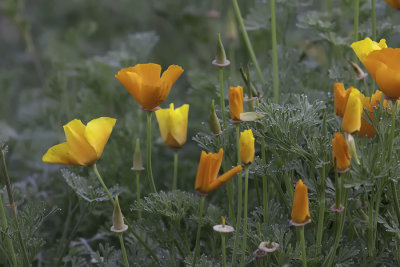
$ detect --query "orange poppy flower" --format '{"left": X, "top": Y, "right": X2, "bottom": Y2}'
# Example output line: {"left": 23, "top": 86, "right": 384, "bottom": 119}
{"left": 291, "top": 179, "right": 311, "bottom": 224}
{"left": 229, "top": 86, "right": 244, "bottom": 121}
{"left": 385, "top": 0, "right": 400, "bottom": 9}
{"left": 115, "top": 63, "right": 184, "bottom": 110}
{"left": 332, "top": 132, "right": 350, "bottom": 171}
{"left": 334, "top": 83, "right": 353, "bottom": 117}
{"left": 195, "top": 149, "right": 242, "bottom": 194}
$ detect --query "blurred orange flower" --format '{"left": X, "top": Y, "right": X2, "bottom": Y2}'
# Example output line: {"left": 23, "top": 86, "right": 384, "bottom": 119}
{"left": 116, "top": 63, "right": 184, "bottom": 110}
{"left": 195, "top": 149, "right": 242, "bottom": 194}
{"left": 385, "top": 0, "right": 400, "bottom": 9}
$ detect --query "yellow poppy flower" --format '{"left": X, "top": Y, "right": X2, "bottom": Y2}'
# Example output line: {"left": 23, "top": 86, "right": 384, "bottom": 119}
{"left": 342, "top": 91, "right": 363, "bottom": 134}
{"left": 240, "top": 129, "right": 255, "bottom": 165}
{"left": 229, "top": 86, "right": 244, "bottom": 121}
{"left": 385, "top": 0, "right": 400, "bottom": 9}
{"left": 43, "top": 117, "right": 116, "bottom": 166}
{"left": 115, "top": 63, "right": 184, "bottom": 110}
{"left": 351, "top": 38, "right": 400, "bottom": 99}
{"left": 195, "top": 149, "right": 242, "bottom": 194}
{"left": 332, "top": 132, "right": 350, "bottom": 171}
{"left": 291, "top": 179, "right": 311, "bottom": 224}
{"left": 155, "top": 103, "right": 189, "bottom": 149}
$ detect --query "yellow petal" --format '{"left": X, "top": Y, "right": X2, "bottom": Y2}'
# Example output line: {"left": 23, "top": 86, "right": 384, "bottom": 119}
{"left": 240, "top": 129, "right": 255, "bottom": 164}
{"left": 351, "top": 37, "right": 387, "bottom": 62}
{"left": 291, "top": 179, "right": 310, "bottom": 224}
{"left": 84, "top": 117, "right": 116, "bottom": 159}
{"left": 207, "top": 165, "right": 242, "bottom": 193}
{"left": 115, "top": 70, "right": 143, "bottom": 105}
{"left": 155, "top": 105, "right": 171, "bottom": 145}
{"left": 169, "top": 104, "right": 189, "bottom": 147}
{"left": 63, "top": 119, "right": 97, "bottom": 166}
{"left": 160, "top": 65, "right": 184, "bottom": 88}
{"left": 342, "top": 92, "right": 363, "bottom": 134}
{"left": 42, "top": 142, "right": 79, "bottom": 165}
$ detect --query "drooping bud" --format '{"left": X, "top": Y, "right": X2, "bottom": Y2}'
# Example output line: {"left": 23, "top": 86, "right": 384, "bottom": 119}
{"left": 345, "top": 133, "right": 360, "bottom": 165}
{"left": 111, "top": 196, "right": 128, "bottom": 233}
{"left": 212, "top": 33, "right": 230, "bottom": 67}
{"left": 131, "top": 138, "right": 144, "bottom": 171}
{"left": 349, "top": 61, "right": 368, "bottom": 80}
{"left": 209, "top": 100, "right": 222, "bottom": 135}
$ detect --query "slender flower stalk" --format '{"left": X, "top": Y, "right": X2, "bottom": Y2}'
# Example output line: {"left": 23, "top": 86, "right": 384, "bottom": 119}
{"left": 261, "top": 140, "right": 269, "bottom": 224}
{"left": 213, "top": 217, "right": 234, "bottom": 267}
{"left": 240, "top": 165, "right": 250, "bottom": 267}
{"left": 147, "top": 112, "right": 157, "bottom": 193}
{"left": 173, "top": 150, "right": 179, "bottom": 190}
{"left": 299, "top": 226, "right": 307, "bottom": 267}
{"left": 219, "top": 68, "right": 228, "bottom": 131}
{"left": 270, "top": 0, "right": 279, "bottom": 103}
{"left": 1, "top": 148, "right": 30, "bottom": 266}
{"left": 371, "top": 0, "right": 376, "bottom": 41}
{"left": 192, "top": 196, "right": 206, "bottom": 267}
{"left": 0, "top": 193, "right": 18, "bottom": 267}
{"left": 353, "top": 0, "right": 360, "bottom": 81}
{"left": 231, "top": 0, "right": 265, "bottom": 84}
{"left": 119, "top": 233, "right": 129, "bottom": 267}
{"left": 316, "top": 163, "right": 326, "bottom": 255}
{"left": 231, "top": 124, "right": 242, "bottom": 265}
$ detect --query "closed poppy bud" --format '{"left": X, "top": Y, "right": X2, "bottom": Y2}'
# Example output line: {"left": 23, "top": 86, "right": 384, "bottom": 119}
{"left": 111, "top": 196, "right": 128, "bottom": 233}
{"left": 229, "top": 86, "right": 244, "bottom": 121}
{"left": 342, "top": 91, "right": 363, "bottom": 134}
{"left": 334, "top": 83, "right": 352, "bottom": 117}
{"left": 240, "top": 129, "right": 255, "bottom": 165}
{"left": 291, "top": 179, "right": 311, "bottom": 224}
{"left": 115, "top": 63, "right": 184, "bottom": 110}
{"left": 209, "top": 99, "right": 222, "bottom": 135}
{"left": 213, "top": 33, "right": 230, "bottom": 67}
{"left": 385, "top": 0, "right": 400, "bottom": 10}
{"left": 155, "top": 103, "right": 189, "bottom": 149}
{"left": 42, "top": 117, "right": 116, "bottom": 166}
{"left": 195, "top": 149, "right": 242, "bottom": 195}
{"left": 332, "top": 132, "right": 351, "bottom": 172}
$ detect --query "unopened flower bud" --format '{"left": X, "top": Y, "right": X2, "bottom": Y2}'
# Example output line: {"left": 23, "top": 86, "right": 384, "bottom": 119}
{"left": 131, "top": 138, "right": 144, "bottom": 171}
{"left": 346, "top": 133, "right": 360, "bottom": 165}
{"left": 212, "top": 33, "right": 230, "bottom": 67}
{"left": 111, "top": 196, "right": 128, "bottom": 233}
{"left": 209, "top": 100, "right": 222, "bottom": 135}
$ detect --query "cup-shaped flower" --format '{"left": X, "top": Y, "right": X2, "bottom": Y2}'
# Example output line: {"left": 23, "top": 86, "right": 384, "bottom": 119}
{"left": 115, "top": 63, "right": 184, "bottom": 110}
{"left": 332, "top": 132, "right": 350, "bottom": 171}
{"left": 155, "top": 103, "right": 189, "bottom": 149}
{"left": 240, "top": 129, "right": 255, "bottom": 165}
{"left": 42, "top": 117, "right": 116, "bottom": 166}
{"left": 385, "top": 0, "right": 400, "bottom": 9}
{"left": 229, "top": 86, "right": 244, "bottom": 121}
{"left": 342, "top": 91, "right": 363, "bottom": 134}
{"left": 195, "top": 149, "right": 242, "bottom": 195}
{"left": 291, "top": 179, "right": 311, "bottom": 224}
{"left": 334, "top": 83, "right": 353, "bottom": 117}
{"left": 351, "top": 38, "right": 400, "bottom": 100}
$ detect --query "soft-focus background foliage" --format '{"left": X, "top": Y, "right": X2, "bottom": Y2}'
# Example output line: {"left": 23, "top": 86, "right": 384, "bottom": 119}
{"left": 1, "top": 0, "right": 400, "bottom": 265}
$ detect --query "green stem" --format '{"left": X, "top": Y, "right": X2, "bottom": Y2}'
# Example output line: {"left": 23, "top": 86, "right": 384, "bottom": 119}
{"left": 193, "top": 196, "right": 206, "bottom": 267}
{"left": 0, "top": 193, "right": 18, "bottom": 267}
{"left": 390, "top": 180, "right": 400, "bottom": 223}
{"left": 222, "top": 234, "right": 227, "bottom": 267}
{"left": 334, "top": 169, "right": 340, "bottom": 210}
{"left": 232, "top": 0, "right": 265, "bottom": 84}
{"left": 136, "top": 172, "right": 142, "bottom": 220}
{"left": 353, "top": 0, "right": 360, "bottom": 80}
{"left": 219, "top": 67, "right": 228, "bottom": 131}
{"left": 146, "top": 112, "right": 157, "bottom": 193}
{"left": 316, "top": 165, "right": 326, "bottom": 255}
{"left": 299, "top": 226, "right": 307, "bottom": 267}
{"left": 261, "top": 140, "right": 269, "bottom": 224}
{"left": 368, "top": 187, "right": 375, "bottom": 258}
{"left": 388, "top": 101, "right": 397, "bottom": 158}
{"left": 0, "top": 149, "right": 30, "bottom": 266}
{"left": 371, "top": 0, "right": 376, "bottom": 41}
{"left": 240, "top": 166, "right": 250, "bottom": 267}
{"left": 173, "top": 150, "right": 179, "bottom": 190}
{"left": 119, "top": 233, "right": 130, "bottom": 267}
{"left": 284, "top": 172, "right": 294, "bottom": 203}
{"left": 92, "top": 164, "right": 159, "bottom": 264}
{"left": 270, "top": 0, "right": 279, "bottom": 103}
{"left": 232, "top": 124, "right": 242, "bottom": 265}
